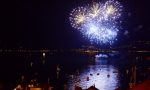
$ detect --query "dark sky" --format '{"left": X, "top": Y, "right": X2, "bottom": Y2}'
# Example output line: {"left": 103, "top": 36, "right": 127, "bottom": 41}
{"left": 1, "top": 0, "right": 150, "bottom": 49}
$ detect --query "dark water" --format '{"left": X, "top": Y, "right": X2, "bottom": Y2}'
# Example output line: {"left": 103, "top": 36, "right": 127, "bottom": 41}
{"left": 0, "top": 51, "right": 149, "bottom": 90}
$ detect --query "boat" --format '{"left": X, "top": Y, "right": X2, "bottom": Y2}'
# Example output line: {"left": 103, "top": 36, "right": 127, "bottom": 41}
{"left": 95, "top": 54, "right": 109, "bottom": 59}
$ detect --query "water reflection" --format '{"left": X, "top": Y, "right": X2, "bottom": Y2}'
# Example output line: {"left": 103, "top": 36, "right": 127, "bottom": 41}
{"left": 67, "top": 55, "right": 120, "bottom": 90}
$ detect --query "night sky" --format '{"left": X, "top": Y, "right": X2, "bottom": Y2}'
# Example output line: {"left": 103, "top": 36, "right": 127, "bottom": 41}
{"left": 1, "top": 0, "right": 150, "bottom": 49}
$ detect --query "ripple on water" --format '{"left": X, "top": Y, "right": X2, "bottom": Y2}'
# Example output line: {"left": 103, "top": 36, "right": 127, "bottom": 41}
{"left": 67, "top": 60, "right": 120, "bottom": 90}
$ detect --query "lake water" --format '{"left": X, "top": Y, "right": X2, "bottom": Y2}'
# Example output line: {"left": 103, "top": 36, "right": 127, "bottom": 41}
{"left": 67, "top": 58, "right": 120, "bottom": 90}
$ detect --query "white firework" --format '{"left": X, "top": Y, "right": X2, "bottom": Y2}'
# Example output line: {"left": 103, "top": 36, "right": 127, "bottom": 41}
{"left": 69, "top": 0, "right": 122, "bottom": 44}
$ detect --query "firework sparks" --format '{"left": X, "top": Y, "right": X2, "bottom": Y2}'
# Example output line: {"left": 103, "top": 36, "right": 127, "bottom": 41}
{"left": 75, "top": 14, "right": 85, "bottom": 24}
{"left": 69, "top": 0, "right": 122, "bottom": 44}
{"left": 69, "top": 7, "right": 88, "bottom": 30}
{"left": 106, "top": 5, "right": 116, "bottom": 15}
{"left": 89, "top": 3, "right": 101, "bottom": 18}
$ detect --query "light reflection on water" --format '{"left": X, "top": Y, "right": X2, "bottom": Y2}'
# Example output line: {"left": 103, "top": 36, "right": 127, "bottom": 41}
{"left": 67, "top": 57, "right": 120, "bottom": 90}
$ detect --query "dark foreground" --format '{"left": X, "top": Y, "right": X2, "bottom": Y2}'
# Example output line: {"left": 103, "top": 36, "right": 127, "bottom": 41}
{"left": 0, "top": 51, "right": 150, "bottom": 90}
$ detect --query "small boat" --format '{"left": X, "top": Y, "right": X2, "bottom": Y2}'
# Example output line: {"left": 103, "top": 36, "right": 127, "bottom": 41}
{"left": 107, "top": 74, "right": 110, "bottom": 78}
{"left": 90, "top": 74, "right": 93, "bottom": 76}
{"left": 95, "top": 54, "right": 108, "bottom": 59}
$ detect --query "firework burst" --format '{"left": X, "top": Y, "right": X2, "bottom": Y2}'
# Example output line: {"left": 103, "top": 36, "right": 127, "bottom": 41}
{"left": 69, "top": 0, "right": 122, "bottom": 44}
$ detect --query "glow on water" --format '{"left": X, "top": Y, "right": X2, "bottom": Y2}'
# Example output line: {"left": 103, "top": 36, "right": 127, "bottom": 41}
{"left": 67, "top": 59, "right": 120, "bottom": 90}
